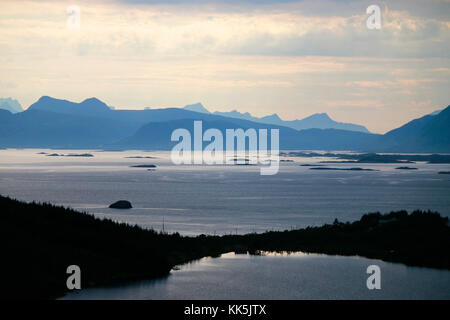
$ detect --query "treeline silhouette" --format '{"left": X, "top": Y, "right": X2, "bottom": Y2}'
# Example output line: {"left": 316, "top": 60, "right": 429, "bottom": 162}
{"left": 1, "top": 195, "right": 449, "bottom": 299}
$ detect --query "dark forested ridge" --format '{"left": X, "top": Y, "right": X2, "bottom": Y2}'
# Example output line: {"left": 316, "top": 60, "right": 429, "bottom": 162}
{"left": 1, "top": 195, "right": 449, "bottom": 299}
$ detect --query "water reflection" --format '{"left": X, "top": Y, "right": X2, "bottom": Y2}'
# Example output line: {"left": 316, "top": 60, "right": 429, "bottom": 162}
{"left": 62, "top": 252, "right": 450, "bottom": 300}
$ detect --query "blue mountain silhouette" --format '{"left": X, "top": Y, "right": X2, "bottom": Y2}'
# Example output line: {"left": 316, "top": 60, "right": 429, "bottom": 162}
{"left": 214, "top": 110, "right": 370, "bottom": 133}
{"left": 1, "top": 96, "right": 449, "bottom": 152}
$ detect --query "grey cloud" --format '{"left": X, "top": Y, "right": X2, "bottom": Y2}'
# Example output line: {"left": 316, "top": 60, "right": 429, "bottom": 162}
{"left": 113, "top": 0, "right": 450, "bottom": 20}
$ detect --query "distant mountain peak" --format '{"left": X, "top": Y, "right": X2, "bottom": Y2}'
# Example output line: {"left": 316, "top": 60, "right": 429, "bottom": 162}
{"left": 81, "top": 97, "right": 111, "bottom": 109}
{"left": 260, "top": 113, "right": 282, "bottom": 123}
{"left": 213, "top": 109, "right": 255, "bottom": 121}
{"left": 212, "top": 109, "right": 368, "bottom": 133}
{"left": 35, "top": 96, "right": 72, "bottom": 104}
{"left": 37, "top": 95, "right": 54, "bottom": 102}
{"left": 183, "top": 103, "right": 210, "bottom": 114}
{"left": 82, "top": 97, "right": 103, "bottom": 104}
{"left": 303, "top": 113, "right": 332, "bottom": 120}
{"left": 266, "top": 113, "right": 282, "bottom": 120}
{"left": 379, "top": 104, "right": 450, "bottom": 152}
{"left": 289, "top": 112, "right": 369, "bottom": 133}
{"left": 28, "top": 96, "right": 111, "bottom": 114}
{"left": 0, "top": 97, "right": 23, "bottom": 113}
{"left": 229, "top": 109, "right": 251, "bottom": 116}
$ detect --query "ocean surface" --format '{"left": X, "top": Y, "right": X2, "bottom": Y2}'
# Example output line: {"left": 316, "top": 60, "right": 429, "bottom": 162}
{"left": 1, "top": 148, "right": 449, "bottom": 236}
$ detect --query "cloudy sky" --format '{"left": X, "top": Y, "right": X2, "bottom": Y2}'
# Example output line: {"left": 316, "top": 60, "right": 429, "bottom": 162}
{"left": 1, "top": 0, "right": 449, "bottom": 133}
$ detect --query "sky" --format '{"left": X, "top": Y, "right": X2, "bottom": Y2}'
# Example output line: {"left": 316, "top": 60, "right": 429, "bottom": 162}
{"left": 0, "top": 0, "right": 449, "bottom": 133}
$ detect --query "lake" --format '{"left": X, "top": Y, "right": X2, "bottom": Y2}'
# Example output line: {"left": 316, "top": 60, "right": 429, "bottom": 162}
{"left": 62, "top": 252, "right": 450, "bottom": 300}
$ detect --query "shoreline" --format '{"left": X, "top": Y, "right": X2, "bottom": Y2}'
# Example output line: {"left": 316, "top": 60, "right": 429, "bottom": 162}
{"left": 1, "top": 195, "right": 449, "bottom": 299}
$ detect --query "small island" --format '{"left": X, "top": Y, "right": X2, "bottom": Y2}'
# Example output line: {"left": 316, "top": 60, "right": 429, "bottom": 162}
{"left": 109, "top": 200, "right": 133, "bottom": 209}
{"left": 66, "top": 153, "right": 94, "bottom": 157}
{"left": 396, "top": 166, "right": 418, "bottom": 170}
{"left": 125, "top": 156, "right": 157, "bottom": 159}
{"left": 130, "top": 164, "right": 157, "bottom": 168}
{"left": 45, "top": 153, "right": 94, "bottom": 157}
{"left": 281, "top": 152, "right": 450, "bottom": 164}
{"left": 309, "top": 167, "right": 377, "bottom": 171}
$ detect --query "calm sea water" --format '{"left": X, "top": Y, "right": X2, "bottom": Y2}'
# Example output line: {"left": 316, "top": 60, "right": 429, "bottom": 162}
{"left": 1, "top": 149, "right": 450, "bottom": 299}
{"left": 62, "top": 252, "right": 450, "bottom": 300}
{"left": 1, "top": 149, "right": 449, "bottom": 235}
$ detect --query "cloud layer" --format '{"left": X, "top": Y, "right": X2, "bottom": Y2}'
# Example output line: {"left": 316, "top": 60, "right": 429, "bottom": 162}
{"left": 0, "top": 0, "right": 449, "bottom": 132}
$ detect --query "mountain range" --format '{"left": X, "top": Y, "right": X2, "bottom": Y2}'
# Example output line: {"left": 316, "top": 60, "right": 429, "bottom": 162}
{"left": 185, "top": 103, "right": 370, "bottom": 133}
{"left": 0, "top": 96, "right": 449, "bottom": 152}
